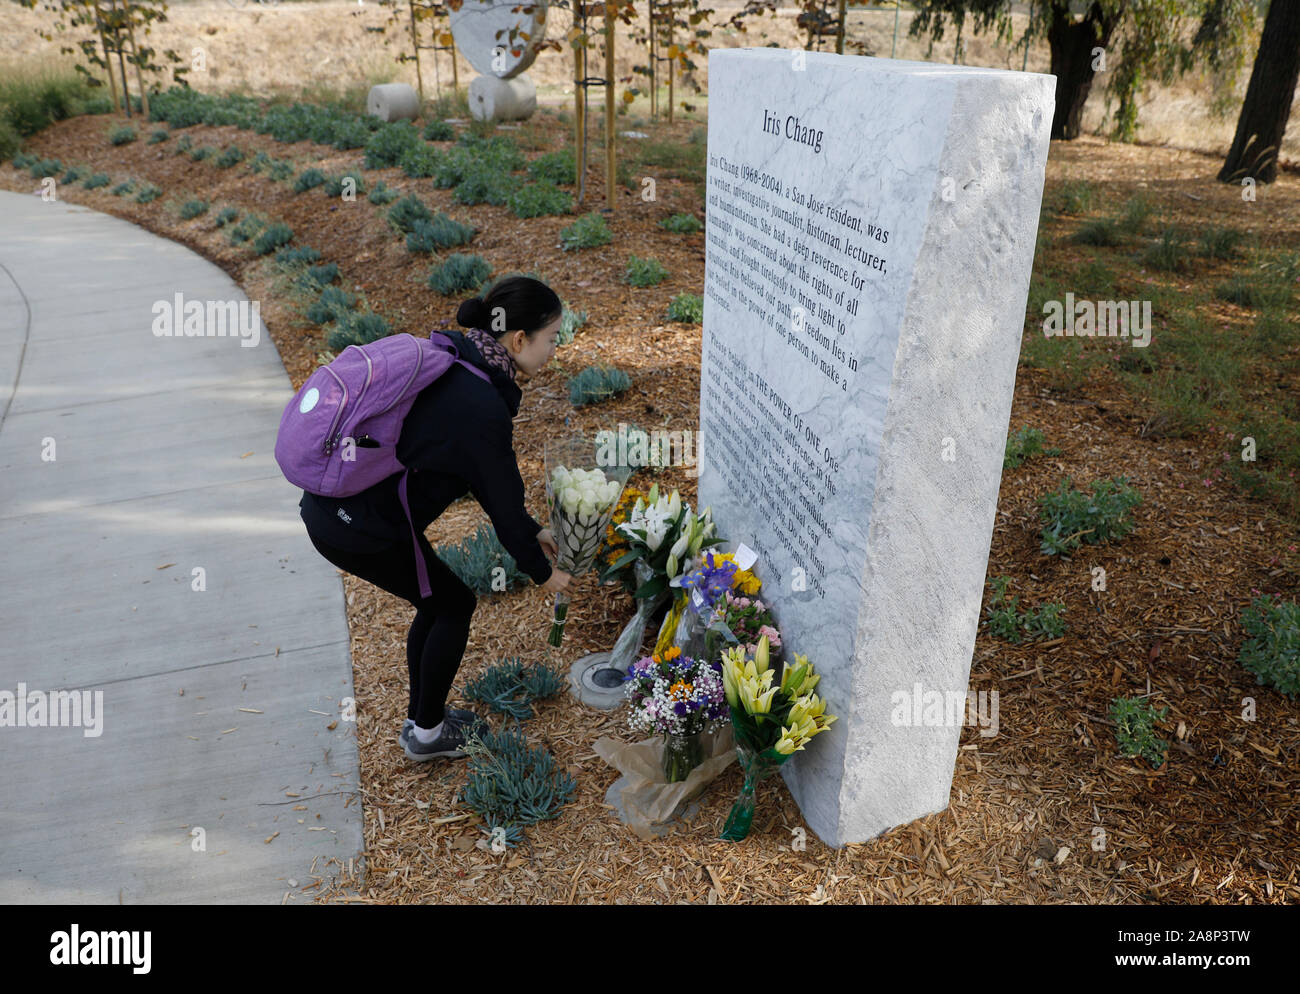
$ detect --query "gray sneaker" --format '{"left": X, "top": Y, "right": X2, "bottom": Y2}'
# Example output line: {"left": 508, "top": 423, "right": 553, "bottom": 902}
{"left": 400, "top": 709, "right": 480, "bottom": 746}
{"left": 403, "top": 719, "right": 469, "bottom": 761}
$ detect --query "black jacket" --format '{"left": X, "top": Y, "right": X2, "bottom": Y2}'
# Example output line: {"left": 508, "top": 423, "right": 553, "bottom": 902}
{"left": 298, "top": 328, "right": 553, "bottom": 585}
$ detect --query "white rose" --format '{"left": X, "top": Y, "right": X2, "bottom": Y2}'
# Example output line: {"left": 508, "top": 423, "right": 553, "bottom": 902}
{"left": 562, "top": 490, "right": 580, "bottom": 515}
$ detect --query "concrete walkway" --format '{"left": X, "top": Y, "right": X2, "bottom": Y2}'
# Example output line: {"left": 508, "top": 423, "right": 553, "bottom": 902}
{"left": 0, "top": 189, "right": 364, "bottom": 903}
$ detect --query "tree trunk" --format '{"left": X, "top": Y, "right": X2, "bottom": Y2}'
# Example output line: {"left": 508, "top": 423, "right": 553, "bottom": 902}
{"left": 1219, "top": 0, "right": 1300, "bottom": 184}
{"left": 1046, "top": 1, "right": 1119, "bottom": 140}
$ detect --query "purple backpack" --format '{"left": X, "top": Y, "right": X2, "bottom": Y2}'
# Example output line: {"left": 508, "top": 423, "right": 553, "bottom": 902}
{"left": 275, "top": 330, "right": 490, "bottom": 599}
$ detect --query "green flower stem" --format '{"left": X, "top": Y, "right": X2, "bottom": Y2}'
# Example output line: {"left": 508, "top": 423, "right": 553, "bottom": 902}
{"left": 548, "top": 594, "right": 570, "bottom": 647}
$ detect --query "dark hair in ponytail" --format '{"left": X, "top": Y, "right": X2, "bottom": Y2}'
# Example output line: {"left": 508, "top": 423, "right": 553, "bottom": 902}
{"left": 456, "top": 276, "right": 562, "bottom": 340}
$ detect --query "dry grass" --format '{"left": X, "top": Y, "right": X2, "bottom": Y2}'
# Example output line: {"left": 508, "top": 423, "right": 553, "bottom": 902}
{"left": 5, "top": 2, "right": 1298, "bottom": 158}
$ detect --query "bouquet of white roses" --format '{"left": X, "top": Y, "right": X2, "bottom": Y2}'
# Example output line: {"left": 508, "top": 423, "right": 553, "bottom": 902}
{"left": 544, "top": 439, "right": 631, "bottom": 646}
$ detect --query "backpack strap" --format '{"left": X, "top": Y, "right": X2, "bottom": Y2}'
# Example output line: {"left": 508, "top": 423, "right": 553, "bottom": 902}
{"left": 401, "top": 332, "right": 493, "bottom": 600}
{"left": 398, "top": 468, "right": 433, "bottom": 601}
{"left": 430, "top": 330, "right": 493, "bottom": 385}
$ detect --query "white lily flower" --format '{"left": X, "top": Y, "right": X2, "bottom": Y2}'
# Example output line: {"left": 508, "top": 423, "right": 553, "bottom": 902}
{"left": 669, "top": 532, "right": 689, "bottom": 561}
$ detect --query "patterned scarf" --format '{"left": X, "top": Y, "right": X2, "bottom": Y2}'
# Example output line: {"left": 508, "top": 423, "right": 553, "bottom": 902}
{"left": 461, "top": 325, "right": 518, "bottom": 381}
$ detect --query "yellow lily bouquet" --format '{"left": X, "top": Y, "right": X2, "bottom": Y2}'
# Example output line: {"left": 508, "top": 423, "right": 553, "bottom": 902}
{"left": 718, "top": 634, "right": 836, "bottom": 840}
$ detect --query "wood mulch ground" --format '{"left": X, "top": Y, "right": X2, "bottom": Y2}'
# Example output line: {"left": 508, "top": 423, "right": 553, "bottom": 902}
{"left": 3, "top": 106, "right": 1297, "bottom": 904}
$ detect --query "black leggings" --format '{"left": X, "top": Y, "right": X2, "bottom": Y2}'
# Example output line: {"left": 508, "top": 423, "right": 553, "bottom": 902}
{"left": 306, "top": 529, "right": 477, "bottom": 729}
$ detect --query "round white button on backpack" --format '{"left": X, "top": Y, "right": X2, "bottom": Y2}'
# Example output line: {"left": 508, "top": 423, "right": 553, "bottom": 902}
{"left": 299, "top": 387, "right": 320, "bottom": 414}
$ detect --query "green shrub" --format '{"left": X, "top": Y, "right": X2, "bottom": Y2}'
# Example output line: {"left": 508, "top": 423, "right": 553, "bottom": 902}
{"left": 1037, "top": 476, "right": 1142, "bottom": 556}
{"left": 134, "top": 183, "right": 162, "bottom": 203}
{"left": 332, "top": 310, "right": 391, "bottom": 346}
{"left": 368, "top": 180, "right": 399, "bottom": 205}
{"left": 423, "top": 119, "right": 455, "bottom": 141}
{"left": 398, "top": 142, "right": 441, "bottom": 178}
{"left": 0, "top": 71, "right": 88, "bottom": 147}
{"left": 227, "top": 213, "right": 266, "bottom": 245}
{"left": 1073, "top": 218, "right": 1121, "bottom": 247}
{"left": 82, "top": 172, "right": 110, "bottom": 189}
{"left": 147, "top": 128, "right": 170, "bottom": 145}
{"left": 215, "top": 145, "right": 244, "bottom": 169}
{"left": 526, "top": 147, "right": 576, "bottom": 185}
{"left": 455, "top": 133, "right": 525, "bottom": 172}
{"left": 508, "top": 180, "right": 572, "bottom": 218}
{"left": 364, "top": 120, "right": 423, "bottom": 169}
{"left": 293, "top": 167, "right": 327, "bottom": 193}
{"left": 1116, "top": 196, "right": 1152, "bottom": 235}
{"left": 298, "top": 262, "right": 340, "bottom": 290}
{"left": 983, "top": 576, "right": 1023, "bottom": 642}
{"left": 983, "top": 576, "right": 1067, "bottom": 644}
{"left": 1004, "top": 425, "right": 1060, "bottom": 469}
{"left": 387, "top": 192, "right": 433, "bottom": 234}
{"left": 108, "top": 125, "right": 137, "bottom": 146}
{"left": 624, "top": 254, "right": 668, "bottom": 286}
{"left": 267, "top": 159, "right": 293, "bottom": 181}
{"left": 428, "top": 253, "right": 492, "bottom": 295}
{"left": 277, "top": 245, "right": 323, "bottom": 266}
{"left": 458, "top": 723, "right": 577, "bottom": 846}
{"left": 1214, "top": 275, "right": 1286, "bottom": 310}
{"left": 179, "top": 198, "right": 209, "bottom": 219}
{"left": 559, "top": 211, "right": 611, "bottom": 250}
{"left": 252, "top": 222, "right": 293, "bottom": 256}
{"left": 80, "top": 95, "right": 114, "bottom": 115}
{"left": 330, "top": 116, "right": 374, "bottom": 150}
{"left": 1023, "top": 602, "right": 1067, "bottom": 641}
{"left": 1059, "top": 179, "right": 1096, "bottom": 215}
{"left": 110, "top": 179, "right": 135, "bottom": 196}
{"left": 248, "top": 150, "right": 271, "bottom": 173}
{"left": 1200, "top": 226, "right": 1244, "bottom": 260}
{"left": 324, "top": 171, "right": 367, "bottom": 197}
{"left": 666, "top": 292, "right": 702, "bottom": 323}
{"left": 173, "top": 134, "right": 193, "bottom": 155}
{"left": 405, "top": 213, "right": 476, "bottom": 253}
{"left": 29, "top": 157, "right": 63, "bottom": 178}
{"left": 558, "top": 303, "right": 586, "bottom": 345}
{"left": 308, "top": 285, "right": 359, "bottom": 326}
{"left": 0, "top": 118, "right": 20, "bottom": 163}
{"left": 1254, "top": 308, "right": 1294, "bottom": 349}
{"left": 463, "top": 656, "right": 565, "bottom": 719}
{"left": 430, "top": 145, "right": 477, "bottom": 188}
{"left": 11, "top": 152, "right": 39, "bottom": 170}
{"left": 660, "top": 212, "right": 703, "bottom": 234}
{"left": 59, "top": 164, "right": 86, "bottom": 184}
{"left": 436, "top": 524, "right": 530, "bottom": 596}
{"left": 189, "top": 145, "right": 213, "bottom": 162}
{"left": 452, "top": 163, "right": 513, "bottom": 206}
{"left": 1141, "top": 227, "right": 1192, "bottom": 273}
{"left": 568, "top": 363, "right": 631, "bottom": 406}
{"left": 1109, "top": 695, "right": 1169, "bottom": 768}
{"left": 1238, "top": 595, "right": 1300, "bottom": 699}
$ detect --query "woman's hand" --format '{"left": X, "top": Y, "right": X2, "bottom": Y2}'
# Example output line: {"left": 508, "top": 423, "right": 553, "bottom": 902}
{"left": 537, "top": 527, "right": 559, "bottom": 560}
{"left": 542, "top": 568, "right": 572, "bottom": 595}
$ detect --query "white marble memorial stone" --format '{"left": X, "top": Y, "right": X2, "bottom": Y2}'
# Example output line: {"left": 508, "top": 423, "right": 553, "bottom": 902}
{"left": 449, "top": 0, "right": 548, "bottom": 80}
{"left": 699, "top": 49, "right": 1054, "bottom": 846}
